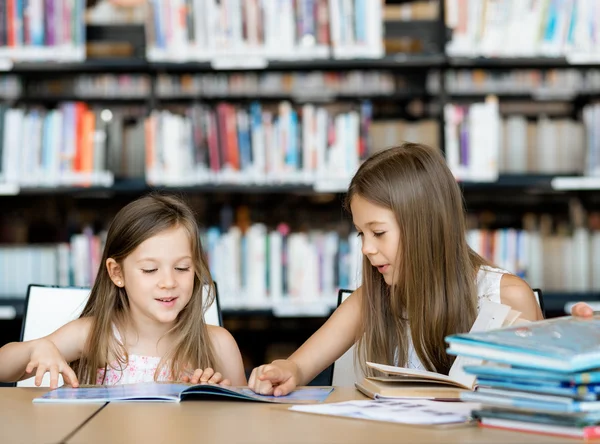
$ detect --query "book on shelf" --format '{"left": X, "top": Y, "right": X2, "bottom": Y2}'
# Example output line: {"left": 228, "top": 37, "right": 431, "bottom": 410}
{"left": 0, "top": 0, "right": 86, "bottom": 62}
{"left": 145, "top": 0, "right": 383, "bottom": 62}
{"left": 445, "top": 0, "right": 600, "bottom": 61}
{"left": 6, "top": 208, "right": 600, "bottom": 303}
{"left": 33, "top": 382, "right": 333, "bottom": 404}
{"left": 444, "top": 97, "right": 500, "bottom": 182}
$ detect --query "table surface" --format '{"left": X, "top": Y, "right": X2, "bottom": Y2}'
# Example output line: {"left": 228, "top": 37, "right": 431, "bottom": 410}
{"left": 0, "top": 387, "right": 105, "bottom": 444}
{"left": 62, "top": 387, "right": 574, "bottom": 444}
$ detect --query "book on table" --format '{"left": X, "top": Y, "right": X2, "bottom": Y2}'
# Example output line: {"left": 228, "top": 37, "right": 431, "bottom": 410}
{"left": 356, "top": 300, "right": 521, "bottom": 399}
{"left": 33, "top": 382, "right": 333, "bottom": 404}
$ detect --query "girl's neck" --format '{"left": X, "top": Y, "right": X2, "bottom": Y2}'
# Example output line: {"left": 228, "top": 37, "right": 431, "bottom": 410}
{"left": 123, "top": 313, "right": 176, "bottom": 356}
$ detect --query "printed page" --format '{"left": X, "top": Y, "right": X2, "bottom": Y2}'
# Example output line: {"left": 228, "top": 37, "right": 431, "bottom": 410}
{"left": 366, "top": 362, "right": 468, "bottom": 388}
{"left": 33, "top": 382, "right": 186, "bottom": 403}
{"left": 290, "top": 398, "right": 480, "bottom": 425}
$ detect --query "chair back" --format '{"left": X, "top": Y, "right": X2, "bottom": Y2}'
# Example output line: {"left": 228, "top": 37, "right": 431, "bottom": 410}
{"left": 331, "top": 289, "right": 363, "bottom": 386}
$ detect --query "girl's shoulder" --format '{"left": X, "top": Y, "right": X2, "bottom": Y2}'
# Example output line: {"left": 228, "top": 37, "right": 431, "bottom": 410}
{"left": 206, "top": 325, "right": 237, "bottom": 350}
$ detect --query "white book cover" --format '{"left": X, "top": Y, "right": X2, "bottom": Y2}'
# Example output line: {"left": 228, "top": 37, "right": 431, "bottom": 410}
{"left": 467, "top": 100, "right": 499, "bottom": 181}
{"left": 246, "top": 224, "right": 267, "bottom": 305}
{"left": 228, "top": 227, "right": 243, "bottom": 307}
{"left": 4, "top": 109, "right": 23, "bottom": 184}
{"left": 346, "top": 110, "right": 359, "bottom": 176}
{"left": 504, "top": 115, "right": 528, "bottom": 173}
{"left": 348, "top": 233, "right": 362, "bottom": 289}
{"left": 504, "top": 0, "right": 532, "bottom": 56}
{"left": 571, "top": 227, "right": 590, "bottom": 292}
{"left": 302, "top": 104, "right": 316, "bottom": 176}
{"left": 51, "top": 110, "right": 64, "bottom": 182}
{"left": 444, "top": 104, "right": 462, "bottom": 179}
{"left": 193, "top": 0, "right": 207, "bottom": 50}
{"left": 19, "top": 113, "right": 33, "bottom": 179}
{"left": 323, "top": 232, "right": 339, "bottom": 299}
{"left": 268, "top": 230, "right": 283, "bottom": 303}
{"left": 363, "top": 0, "right": 383, "bottom": 58}
{"left": 536, "top": 116, "right": 557, "bottom": 173}
{"left": 315, "top": 107, "right": 328, "bottom": 178}
{"left": 479, "top": 0, "right": 510, "bottom": 57}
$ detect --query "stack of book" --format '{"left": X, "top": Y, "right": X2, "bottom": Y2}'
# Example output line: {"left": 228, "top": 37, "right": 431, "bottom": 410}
{"left": 446, "top": 316, "right": 600, "bottom": 440}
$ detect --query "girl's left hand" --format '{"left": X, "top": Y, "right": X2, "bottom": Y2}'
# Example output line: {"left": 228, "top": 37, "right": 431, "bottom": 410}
{"left": 181, "top": 368, "right": 231, "bottom": 386}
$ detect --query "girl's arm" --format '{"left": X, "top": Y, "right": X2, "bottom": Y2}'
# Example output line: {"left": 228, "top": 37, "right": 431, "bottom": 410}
{"left": 208, "top": 326, "right": 247, "bottom": 386}
{"left": 248, "top": 288, "right": 363, "bottom": 396}
{"left": 499, "top": 274, "right": 544, "bottom": 321}
{"left": 0, "top": 317, "right": 91, "bottom": 387}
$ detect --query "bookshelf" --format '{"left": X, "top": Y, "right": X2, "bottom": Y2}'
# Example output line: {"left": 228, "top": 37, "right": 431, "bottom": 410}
{"left": 2, "top": 0, "right": 600, "bottom": 370}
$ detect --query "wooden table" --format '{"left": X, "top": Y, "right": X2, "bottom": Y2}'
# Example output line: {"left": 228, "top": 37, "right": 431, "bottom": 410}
{"left": 0, "top": 387, "right": 105, "bottom": 444}
{"left": 65, "top": 387, "right": 574, "bottom": 444}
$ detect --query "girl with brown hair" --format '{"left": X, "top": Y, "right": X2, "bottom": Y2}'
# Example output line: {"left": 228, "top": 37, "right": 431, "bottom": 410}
{"left": 249, "top": 142, "right": 543, "bottom": 396}
{"left": 0, "top": 194, "right": 246, "bottom": 388}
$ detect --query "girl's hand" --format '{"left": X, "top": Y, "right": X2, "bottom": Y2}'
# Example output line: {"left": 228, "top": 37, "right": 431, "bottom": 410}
{"left": 26, "top": 338, "right": 79, "bottom": 389}
{"left": 571, "top": 302, "right": 594, "bottom": 318}
{"left": 248, "top": 359, "right": 299, "bottom": 397}
{"left": 181, "top": 368, "right": 230, "bottom": 386}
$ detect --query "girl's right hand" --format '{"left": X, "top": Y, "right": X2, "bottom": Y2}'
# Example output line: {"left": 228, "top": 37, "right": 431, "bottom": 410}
{"left": 248, "top": 359, "right": 299, "bottom": 396}
{"left": 571, "top": 302, "right": 594, "bottom": 317}
{"left": 26, "top": 338, "right": 79, "bottom": 389}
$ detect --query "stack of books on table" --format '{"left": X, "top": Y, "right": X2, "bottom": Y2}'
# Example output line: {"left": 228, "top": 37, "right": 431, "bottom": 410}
{"left": 446, "top": 316, "right": 600, "bottom": 440}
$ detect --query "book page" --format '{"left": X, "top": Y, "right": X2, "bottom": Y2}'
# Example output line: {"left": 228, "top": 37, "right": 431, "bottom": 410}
{"left": 448, "top": 300, "right": 513, "bottom": 389}
{"left": 290, "top": 398, "right": 480, "bottom": 425}
{"left": 367, "top": 362, "right": 468, "bottom": 388}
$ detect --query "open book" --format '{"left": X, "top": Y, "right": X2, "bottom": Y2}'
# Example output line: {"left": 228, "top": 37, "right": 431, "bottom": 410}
{"left": 356, "top": 300, "right": 523, "bottom": 399}
{"left": 33, "top": 382, "right": 333, "bottom": 404}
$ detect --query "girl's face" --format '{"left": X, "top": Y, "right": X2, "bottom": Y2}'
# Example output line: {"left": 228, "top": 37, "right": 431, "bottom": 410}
{"left": 351, "top": 195, "right": 401, "bottom": 286}
{"left": 117, "top": 225, "right": 195, "bottom": 327}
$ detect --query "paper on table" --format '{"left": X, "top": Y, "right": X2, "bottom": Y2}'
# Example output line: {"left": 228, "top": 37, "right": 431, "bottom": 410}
{"left": 290, "top": 398, "right": 481, "bottom": 425}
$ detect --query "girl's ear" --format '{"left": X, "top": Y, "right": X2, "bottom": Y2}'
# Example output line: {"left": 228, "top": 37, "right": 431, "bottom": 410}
{"left": 106, "top": 258, "right": 124, "bottom": 287}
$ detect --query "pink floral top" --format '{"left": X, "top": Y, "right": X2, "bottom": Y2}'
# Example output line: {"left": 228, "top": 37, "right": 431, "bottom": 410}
{"left": 96, "top": 355, "right": 171, "bottom": 385}
{"left": 95, "top": 325, "right": 171, "bottom": 385}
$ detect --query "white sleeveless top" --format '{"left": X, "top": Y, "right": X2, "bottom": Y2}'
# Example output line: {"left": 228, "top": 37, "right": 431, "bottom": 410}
{"left": 404, "top": 265, "right": 509, "bottom": 370}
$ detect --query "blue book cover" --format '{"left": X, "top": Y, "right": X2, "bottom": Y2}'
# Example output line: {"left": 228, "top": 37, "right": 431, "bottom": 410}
{"left": 476, "top": 378, "right": 600, "bottom": 401}
{"left": 446, "top": 316, "right": 600, "bottom": 373}
{"left": 33, "top": 383, "right": 334, "bottom": 404}
{"left": 464, "top": 365, "right": 600, "bottom": 385}
{"left": 473, "top": 407, "right": 600, "bottom": 428}
{"left": 461, "top": 389, "right": 600, "bottom": 414}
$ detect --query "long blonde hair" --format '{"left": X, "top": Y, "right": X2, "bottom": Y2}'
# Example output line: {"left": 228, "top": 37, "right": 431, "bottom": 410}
{"left": 73, "top": 193, "right": 217, "bottom": 384}
{"left": 345, "top": 143, "right": 487, "bottom": 375}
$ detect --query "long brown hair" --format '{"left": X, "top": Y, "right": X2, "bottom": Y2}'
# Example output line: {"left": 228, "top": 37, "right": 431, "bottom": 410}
{"left": 73, "top": 193, "right": 217, "bottom": 384}
{"left": 345, "top": 143, "right": 487, "bottom": 375}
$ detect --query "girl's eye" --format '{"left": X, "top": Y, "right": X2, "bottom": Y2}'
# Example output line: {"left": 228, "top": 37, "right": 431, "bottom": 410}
{"left": 356, "top": 232, "right": 364, "bottom": 237}
{"left": 175, "top": 267, "right": 191, "bottom": 272}
{"left": 373, "top": 232, "right": 385, "bottom": 238}
{"left": 142, "top": 269, "right": 157, "bottom": 274}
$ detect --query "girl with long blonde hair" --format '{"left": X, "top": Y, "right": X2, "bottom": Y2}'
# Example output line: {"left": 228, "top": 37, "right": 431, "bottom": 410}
{"left": 249, "top": 142, "right": 543, "bottom": 396}
{"left": 0, "top": 194, "right": 246, "bottom": 388}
